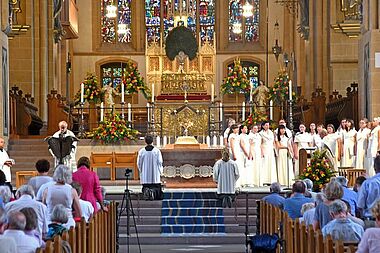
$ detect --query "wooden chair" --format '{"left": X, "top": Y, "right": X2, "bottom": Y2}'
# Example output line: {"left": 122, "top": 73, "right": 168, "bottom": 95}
{"left": 346, "top": 169, "right": 366, "bottom": 187}
{"left": 338, "top": 167, "right": 353, "bottom": 178}
{"left": 113, "top": 152, "right": 138, "bottom": 180}
{"left": 15, "top": 171, "right": 38, "bottom": 188}
{"left": 90, "top": 152, "right": 113, "bottom": 180}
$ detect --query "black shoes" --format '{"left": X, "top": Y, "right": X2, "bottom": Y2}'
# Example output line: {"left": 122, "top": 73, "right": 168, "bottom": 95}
{"left": 222, "top": 196, "right": 233, "bottom": 208}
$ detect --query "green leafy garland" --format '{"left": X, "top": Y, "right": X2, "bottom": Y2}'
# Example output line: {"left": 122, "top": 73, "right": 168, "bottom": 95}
{"left": 221, "top": 58, "right": 251, "bottom": 95}
{"left": 74, "top": 73, "right": 103, "bottom": 104}
{"left": 119, "top": 61, "right": 151, "bottom": 100}
{"left": 298, "top": 149, "right": 336, "bottom": 192}
{"left": 87, "top": 113, "right": 139, "bottom": 144}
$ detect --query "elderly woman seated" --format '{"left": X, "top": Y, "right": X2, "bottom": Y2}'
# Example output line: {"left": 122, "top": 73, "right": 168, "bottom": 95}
{"left": 357, "top": 200, "right": 380, "bottom": 253}
{"left": 322, "top": 199, "right": 364, "bottom": 242}
{"left": 47, "top": 204, "right": 69, "bottom": 239}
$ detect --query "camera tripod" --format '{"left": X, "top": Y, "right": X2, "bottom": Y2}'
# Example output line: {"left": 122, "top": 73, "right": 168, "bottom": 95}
{"left": 116, "top": 169, "right": 141, "bottom": 253}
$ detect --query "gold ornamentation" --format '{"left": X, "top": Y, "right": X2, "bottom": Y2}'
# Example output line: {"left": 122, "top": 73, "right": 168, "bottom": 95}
{"left": 161, "top": 73, "right": 207, "bottom": 94}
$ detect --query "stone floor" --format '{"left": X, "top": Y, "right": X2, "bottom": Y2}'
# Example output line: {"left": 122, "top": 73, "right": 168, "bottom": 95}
{"left": 120, "top": 244, "right": 246, "bottom": 253}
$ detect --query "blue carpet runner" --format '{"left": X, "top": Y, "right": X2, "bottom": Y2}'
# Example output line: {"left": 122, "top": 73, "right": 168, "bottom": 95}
{"left": 161, "top": 192, "right": 225, "bottom": 235}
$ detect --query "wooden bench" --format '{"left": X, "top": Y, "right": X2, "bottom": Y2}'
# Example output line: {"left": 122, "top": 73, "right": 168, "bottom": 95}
{"left": 15, "top": 171, "right": 38, "bottom": 188}
{"left": 90, "top": 152, "right": 113, "bottom": 180}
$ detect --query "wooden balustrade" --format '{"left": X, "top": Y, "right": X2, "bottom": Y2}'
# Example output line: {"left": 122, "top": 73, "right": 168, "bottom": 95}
{"left": 258, "top": 200, "right": 359, "bottom": 253}
{"left": 37, "top": 202, "right": 117, "bottom": 253}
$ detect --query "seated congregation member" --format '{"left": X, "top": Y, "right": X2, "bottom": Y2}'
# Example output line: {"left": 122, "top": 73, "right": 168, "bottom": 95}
{"left": 313, "top": 180, "right": 344, "bottom": 230}
{"left": 138, "top": 135, "right": 163, "bottom": 201}
{"left": 42, "top": 165, "right": 82, "bottom": 229}
{"left": 283, "top": 181, "right": 314, "bottom": 219}
{"left": 213, "top": 148, "right": 239, "bottom": 208}
{"left": 354, "top": 176, "right": 367, "bottom": 193}
{"left": 357, "top": 200, "right": 380, "bottom": 253}
{"left": 358, "top": 155, "right": 380, "bottom": 224}
{"left": 47, "top": 204, "right": 69, "bottom": 239}
{"left": 28, "top": 159, "right": 53, "bottom": 194}
{"left": 96, "top": 186, "right": 110, "bottom": 210}
{"left": 341, "top": 199, "right": 365, "bottom": 227}
{"left": 262, "top": 182, "right": 285, "bottom": 209}
{"left": 20, "top": 207, "right": 45, "bottom": 248}
{"left": 5, "top": 185, "right": 48, "bottom": 235}
{"left": 335, "top": 176, "right": 358, "bottom": 216}
{"left": 72, "top": 156, "right": 106, "bottom": 212}
{"left": 322, "top": 200, "right": 363, "bottom": 242}
{"left": 0, "top": 169, "right": 13, "bottom": 194}
{"left": 302, "top": 193, "right": 325, "bottom": 227}
{"left": 0, "top": 208, "right": 17, "bottom": 253}
{"left": 303, "top": 178, "right": 317, "bottom": 199}
{"left": 71, "top": 182, "right": 94, "bottom": 222}
{"left": 299, "top": 202, "right": 315, "bottom": 224}
{"left": 2, "top": 211, "right": 39, "bottom": 253}
{"left": 0, "top": 185, "right": 12, "bottom": 206}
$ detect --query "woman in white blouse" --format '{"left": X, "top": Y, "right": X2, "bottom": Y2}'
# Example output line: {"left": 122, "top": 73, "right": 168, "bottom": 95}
{"left": 356, "top": 118, "right": 370, "bottom": 169}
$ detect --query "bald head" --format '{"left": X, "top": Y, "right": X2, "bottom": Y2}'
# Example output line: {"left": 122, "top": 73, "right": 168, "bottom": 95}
{"left": 58, "top": 121, "right": 68, "bottom": 133}
{"left": 0, "top": 138, "right": 4, "bottom": 149}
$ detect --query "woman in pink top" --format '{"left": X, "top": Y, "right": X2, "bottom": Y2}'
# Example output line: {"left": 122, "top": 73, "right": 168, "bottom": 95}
{"left": 72, "top": 157, "right": 106, "bottom": 212}
{"left": 357, "top": 200, "right": 380, "bottom": 253}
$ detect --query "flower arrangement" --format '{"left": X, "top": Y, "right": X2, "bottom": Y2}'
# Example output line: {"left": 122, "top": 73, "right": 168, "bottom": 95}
{"left": 298, "top": 149, "right": 336, "bottom": 191}
{"left": 74, "top": 73, "right": 103, "bottom": 104}
{"left": 221, "top": 58, "right": 251, "bottom": 95}
{"left": 119, "top": 61, "right": 151, "bottom": 100}
{"left": 268, "top": 71, "right": 297, "bottom": 105}
{"left": 87, "top": 113, "right": 139, "bottom": 144}
{"left": 243, "top": 110, "right": 269, "bottom": 129}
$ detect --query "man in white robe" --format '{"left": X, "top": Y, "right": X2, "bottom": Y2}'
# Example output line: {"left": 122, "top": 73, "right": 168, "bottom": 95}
{"left": 0, "top": 137, "right": 13, "bottom": 182}
{"left": 137, "top": 135, "right": 163, "bottom": 200}
{"left": 49, "top": 121, "right": 77, "bottom": 171}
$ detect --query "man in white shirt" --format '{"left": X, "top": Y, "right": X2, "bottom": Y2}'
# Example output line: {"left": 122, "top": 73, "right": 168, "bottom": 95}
{"left": 49, "top": 121, "right": 78, "bottom": 170}
{"left": 5, "top": 185, "right": 49, "bottom": 235}
{"left": 71, "top": 182, "right": 94, "bottom": 222}
{"left": 0, "top": 208, "right": 17, "bottom": 253}
{"left": 2, "top": 211, "right": 39, "bottom": 253}
{"left": 137, "top": 135, "right": 163, "bottom": 200}
{"left": 0, "top": 137, "right": 14, "bottom": 182}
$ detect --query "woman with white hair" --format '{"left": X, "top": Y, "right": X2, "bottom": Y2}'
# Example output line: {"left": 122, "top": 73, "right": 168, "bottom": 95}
{"left": 366, "top": 118, "right": 380, "bottom": 177}
{"left": 0, "top": 185, "right": 12, "bottom": 206}
{"left": 43, "top": 165, "right": 82, "bottom": 229}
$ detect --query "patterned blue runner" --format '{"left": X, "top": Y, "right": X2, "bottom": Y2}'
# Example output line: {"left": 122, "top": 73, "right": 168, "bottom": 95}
{"left": 161, "top": 192, "right": 225, "bottom": 235}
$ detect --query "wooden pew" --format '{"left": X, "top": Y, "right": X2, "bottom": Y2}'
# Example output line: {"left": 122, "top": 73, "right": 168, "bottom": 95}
{"left": 113, "top": 152, "right": 138, "bottom": 180}
{"left": 90, "top": 152, "right": 113, "bottom": 180}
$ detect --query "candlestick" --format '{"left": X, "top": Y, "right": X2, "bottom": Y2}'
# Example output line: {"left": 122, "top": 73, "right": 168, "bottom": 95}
{"left": 269, "top": 100, "right": 273, "bottom": 120}
{"left": 121, "top": 83, "right": 125, "bottom": 103}
{"left": 127, "top": 103, "right": 131, "bottom": 122}
{"left": 289, "top": 80, "right": 292, "bottom": 101}
{"left": 219, "top": 102, "right": 223, "bottom": 122}
{"left": 211, "top": 83, "right": 215, "bottom": 102}
{"left": 242, "top": 101, "right": 246, "bottom": 121}
{"left": 249, "top": 84, "right": 253, "bottom": 103}
{"left": 147, "top": 103, "right": 150, "bottom": 122}
{"left": 219, "top": 136, "right": 224, "bottom": 147}
{"left": 156, "top": 136, "right": 161, "bottom": 147}
{"left": 100, "top": 102, "right": 104, "bottom": 121}
{"left": 163, "top": 136, "right": 167, "bottom": 146}
{"left": 212, "top": 136, "right": 217, "bottom": 147}
{"left": 152, "top": 83, "right": 155, "bottom": 103}
{"left": 206, "top": 136, "right": 211, "bottom": 147}
{"left": 80, "top": 83, "right": 84, "bottom": 103}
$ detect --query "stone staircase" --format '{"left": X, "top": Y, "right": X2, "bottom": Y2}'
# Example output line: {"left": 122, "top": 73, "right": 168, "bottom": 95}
{"left": 109, "top": 191, "right": 266, "bottom": 246}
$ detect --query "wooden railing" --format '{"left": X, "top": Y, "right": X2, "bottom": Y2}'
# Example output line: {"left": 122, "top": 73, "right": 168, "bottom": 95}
{"left": 259, "top": 201, "right": 359, "bottom": 253}
{"left": 37, "top": 202, "right": 117, "bottom": 253}
{"left": 9, "top": 86, "right": 43, "bottom": 137}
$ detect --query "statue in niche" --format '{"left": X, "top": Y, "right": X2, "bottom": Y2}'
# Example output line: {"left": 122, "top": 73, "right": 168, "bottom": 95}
{"left": 252, "top": 80, "right": 270, "bottom": 114}
{"left": 298, "top": 0, "right": 309, "bottom": 39}
{"left": 102, "top": 82, "right": 119, "bottom": 111}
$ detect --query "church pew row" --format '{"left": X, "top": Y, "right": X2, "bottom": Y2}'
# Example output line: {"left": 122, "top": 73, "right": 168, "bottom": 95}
{"left": 36, "top": 202, "right": 117, "bottom": 253}
{"left": 259, "top": 201, "right": 359, "bottom": 253}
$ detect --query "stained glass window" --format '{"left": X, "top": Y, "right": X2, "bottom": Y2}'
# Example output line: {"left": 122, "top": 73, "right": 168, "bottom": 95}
{"left": 228, "top": 60, "right": 260, "bottom": 88}
{"left": 147, "top": 0, "right": 215, "bottom": 44}
{"left": 229, "top": 0, "right": 260, "bottom": 43}
{"left": 101, "top": 0, "right": 132, "bottom": 44}
{"left": 101, "top": 62, "right": 128, "bottom": 87}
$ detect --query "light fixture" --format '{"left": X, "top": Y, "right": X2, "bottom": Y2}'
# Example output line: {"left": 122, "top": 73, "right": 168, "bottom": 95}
{"left": 106, "top": 3, "right": 117, "bottom": 18}
{"left": 117, "top": 24, "right": 127, "bottom": 34}
{"left": 243, "top": 1, "right": 254, "bottom": 18}
{"left": 232, "top": 23, "right": 242, "bottom": 34}
{"left": 272, "top": 21, "right": 282, "bottom": 61}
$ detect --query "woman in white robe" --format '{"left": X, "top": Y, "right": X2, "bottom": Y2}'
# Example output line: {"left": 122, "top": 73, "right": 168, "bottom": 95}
{"left": 356, "top": 118, "right": 370, "bottom": 169}
{"left": 259, "top": 122, "right": 277, "bottom": 185}
{"left": 275, "top": 125, "right": 294, "bottom": 186}
{"left": 249, "top": 125, "right": 262, "bottom": 186}
{"left": 238, "top": 125, "right": 251, "bottom": 187}
{"left": 323, "top": 124, "right": 341, "bottom": 171}
{"left": 228, "top": 124, "right": 241, "bottom": 186}
{"left": 293, "top": 124, "right": 313, "bottom": 176}
{"left": 366, "top": 118, "right": 380, "bottom": 176}
{"left": 342, "top": 119, "right": 357, "bottom": 167}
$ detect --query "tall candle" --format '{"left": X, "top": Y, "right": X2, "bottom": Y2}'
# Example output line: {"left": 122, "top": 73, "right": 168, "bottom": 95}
{"left": 156, "top": 136, "right": 161, "bottom": 147}
{"left": 269, "top": 100, "right": 273, "bottom": 120}
{"left": 211, "top": 83, "right": 215, "bottom": 102}
{"left": 242, "top": 101, "right": 246, "bottom": 121}
{"left": 289, "top": 80, "right": 292, "bottom": 101}
{"left": 80, "top": 83, "right": 84, "bottom": 103}
{"left": 121, "top": 83, "right": 125, "bottom": 103}
{"left": 249, "top": 85, "right": 253, "bottom": 103}
{"left": 219, "top": 135, "right": 224, "bottom": 147}
{"left": 212, "top": 136, "right": 217, "bottom": 147}
{"left": 100, "top": 102, "right": 104, "bottom": 121}
{"left": 163, "top": 136, "right": 167, "bottom": 146}
{"left": 127, "top": 103, "right": 131, "bottom": 122}
{"left": 206, "top": 136, "right": 211, "bottom": 147}
{"left": 147, "top": 103, "right": 150, "bottom": 121}
{"left": 152, "top": 83, "right": 155, "bottom": 103}
{"left": 219, "top": 102, "right": 223, "bottom": 122}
